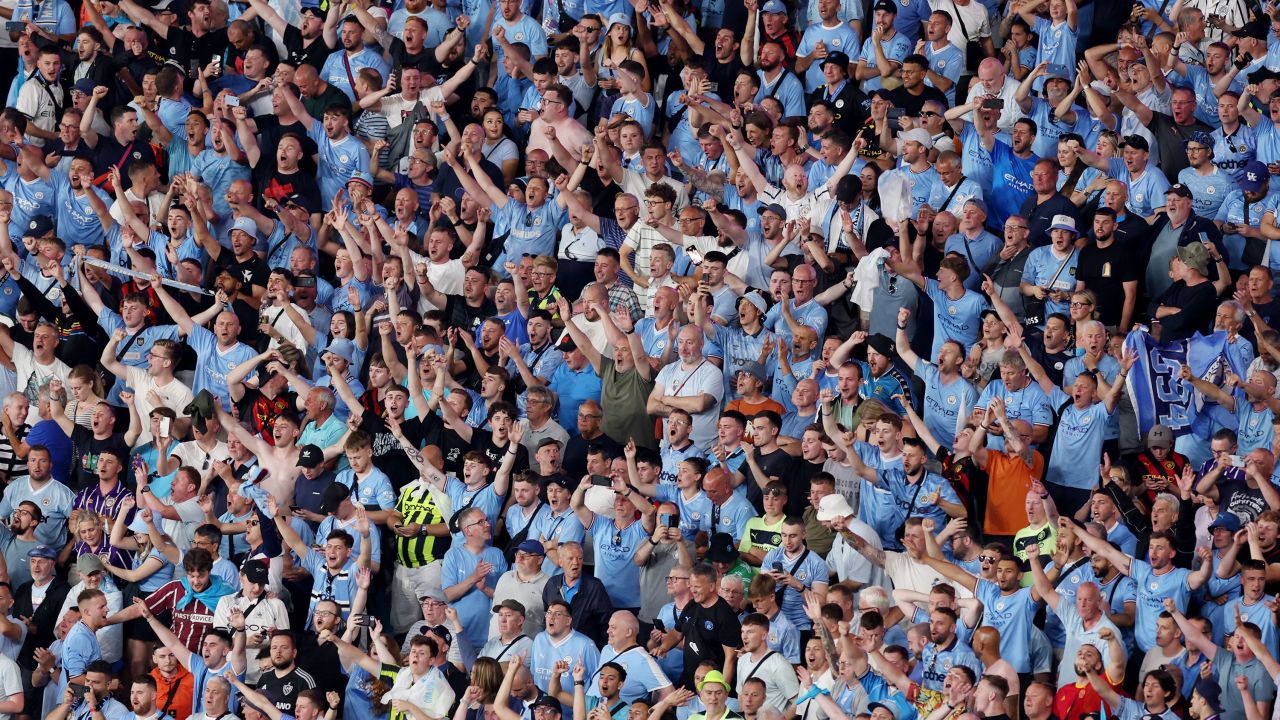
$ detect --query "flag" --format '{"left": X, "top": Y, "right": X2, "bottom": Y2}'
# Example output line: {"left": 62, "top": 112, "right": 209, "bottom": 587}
{"left": 1123, "top": 327, "right": 1247, "bottom": 436}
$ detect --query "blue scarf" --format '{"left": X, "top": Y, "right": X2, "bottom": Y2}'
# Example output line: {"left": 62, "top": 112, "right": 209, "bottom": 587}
{"left": 175, "top": 575, "right": 234, "bottom": 610}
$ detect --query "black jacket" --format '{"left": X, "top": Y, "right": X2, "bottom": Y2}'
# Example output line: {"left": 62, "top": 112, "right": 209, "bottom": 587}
{"left": 542, "top": 573, "right": 614, "bottom": 645}
{"left": 14, "top": 575, "right": 71, "bottom": 668}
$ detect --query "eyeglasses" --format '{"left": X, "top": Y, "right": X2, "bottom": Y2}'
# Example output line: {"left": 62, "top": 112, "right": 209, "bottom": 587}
{"left": 645, "top": 199, "right": 670, "bottom": 206}
{"left": 666, "top": 575, "right": 689, "bottom": 582}
{"left": 420, "top": 598, "right": 445, "bottom": 606}
{"left": 1069, "top": 301, "right": 1093, "bottom": 307}
{"left": 465, "top": 519, "right": 490, "bottom": 529}
{"left": 578, "top": 411, "right": 602, "bottom": 419}
{"left": 540, "top": 97, "right": 564, "bottom": 106}
{"left": 545, "top": 610, "right": 569, "bottom": 617}
{"left": 315, "top": 610, "right": 337, "bottom": 618}
{"left": 979, "top": 555, "right": 997, "bottom": 563}
{"left": 919, "top": 111, "right": 939, "bottom": 118}
{"left": 148, "top": 352, "right": 171, "bottom": 361}
{"left": 678, "top": 216, "right": 702, "bottom": 223}
{"left": 247, "top": 520, "right": 260, "bottom": 527}
{"left": 532, "top": 270, "right": 555, "bottom": 277}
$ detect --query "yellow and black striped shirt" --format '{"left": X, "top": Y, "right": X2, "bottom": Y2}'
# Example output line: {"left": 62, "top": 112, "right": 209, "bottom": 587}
{"left": 395, "top": 482, "right": 448, "bottom": 567}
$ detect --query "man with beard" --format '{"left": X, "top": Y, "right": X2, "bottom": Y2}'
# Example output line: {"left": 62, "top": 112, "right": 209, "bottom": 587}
{"left": 142, "top": 601, "right": 245, "bottom": 716}
{"left": 242, "top": 125, "right": 319, "bottom": 217}
{"left": 1076, "top": 209, "right": 1138, "bottom": 330}
{"left": 247, "top": 0, "right": 332, "bottom": 70}
{"left": 0, "top": 501, "right": 42, "bottom": 587}
{"left": 652, "top": 561, "right": 741, "bottom": 690}
{"left": 115, "top": 0, "right": 227, "bottom": 72}
{"left": 896, "top": 309, "right": 976, "bottom": 451}
{"left": 248, "top": 631, "right": 317, "bottom": 715}
{"left": 277, "top": 87, "right": 369, "bottom": 212}
{"left": 317, "top": 16, "right": 389, "bottom": 103}
{"left": 80, "top": 87, "right": 159, "bottom": 178}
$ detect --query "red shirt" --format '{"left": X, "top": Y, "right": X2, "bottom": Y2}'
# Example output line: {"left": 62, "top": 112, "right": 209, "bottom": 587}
{"left": 1054, "top": 676, "right": 1123, "bottom": 720}
{"left": 145, "top": 580, "right": 216, "bottom": 653}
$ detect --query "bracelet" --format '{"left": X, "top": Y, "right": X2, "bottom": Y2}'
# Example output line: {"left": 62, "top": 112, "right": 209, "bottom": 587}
{"left": 649, "top": 537, "right": 659, "bottom": 546}
{"left": 821, "top": 411, "right": 833, "bottom": 416}
{"left": 574, "top": 681, "right": 586, "bottom": 686}
{"left": 897, "top": 324, "right": 907, "bottom": 330}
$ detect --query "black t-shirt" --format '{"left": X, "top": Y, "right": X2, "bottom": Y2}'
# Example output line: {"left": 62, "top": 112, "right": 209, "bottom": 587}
{"left": 155, "top": 26, "right": 229, "bottom": 77}
{"left": 419, "top": 411, "right": 467, "bottom": 476}
{"left": 69, "top": 427, "right": 130, "bottom": 491}
{"left": 443, "top": 295, "right": 497, "bottom": 338}
{"left": 677, "top": 597, "right": 742, "bottom": 687}
{"left": 360, "top": 412, "right": 425, "bottom": 490}
{"left": 282, "top": 26, "right": 335, "bottom": 72}
{"left": 744, "top": 448, "right": 794, "bottom": 514}
{"left": 255, "top": 666, "right": 316, "bottom": 714}
{"left": 216, "top": 251, "right": 271, "bottom": 291}
{"left": 292, "top": 468, "right": 337, "bottom": 528}
{"left": 887, "top": 85, "right": 949, "bottom": 117}
{"left": 1150, "top": 280, "right": 1216, "bottom": 342}
{"left": 90, "top": 135, "right": 158, "bottom": 178}
{"left": 472, "top": 430, "right": 530, "bottom": 474}
{"left": 1076, "top": 239, "right": 1139, "bottom": 327}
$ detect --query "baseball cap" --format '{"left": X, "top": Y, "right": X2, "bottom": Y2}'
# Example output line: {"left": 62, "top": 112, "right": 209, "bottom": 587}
{"left": 516, "top": 539, "right": 546, "bottom": 555}
{"left": 530, "top": 697, "right": 562, "bottom": 714}
{"left": 24, "top": 215, "right": 54, "bottom": 238}
{"left": 296, "top": 444, "right": 325, "bottom": 469}
{"left": 242, "top": 559, "right": 270, "bottom": 585}
{"left": 737, "top": 361, "right": 767, "bottom": 381}
{"left": 427, "top": 624, "right": 454, "bottom": 647}
{"left": 757, "top": 203, "right": 787, "bottom": 220}
{"left": 1146, "top": 424, "right": 1172, "bottom": 449}
{"left": 1209, "top": 513, "right": 1242, "bottom": 534}
{"left": 964, "top": 197, "right": 988, "bottom": 216}
{"left": 606, "top": 12, "right": 630, "bottom": 28}
{"left": 72, "top": 78, "right": 97, "bottom": 96}
{"left": 347, "top": 171, "right": 374, "bottom": 189}
{"left": 28, "top": 545, "right": 57, "bottom": 560}
{"left": 1166, "top": 183, "right": 1193, "bottom": 199}
{"left": 834, "top": 174, "right": 863, "bottom": 203}
{"left": 868, "top": 704, "right": 900, "bottom": 720}
{"left": 75, "top": 554, "right": 105, "bottom": 576}
{"left": 320, "top": 482, "right": 352, "bottom": 514}
{"left": 866, "top": 333, "right": 894, "bottom": 358}
{"left": 872, "top": 0, "right": 897, "bottom": 13}
{"left": 1194, "top": 678, "right": 1223, "bottom": 714}
{"left": 1121, "top": 135, "right": 1150, "bottom": 152}
{"left": 762, "top": 0, "right": 786, "bottom": 12}
{"left": 897, "top": 127, "right": 933, "bottom": 149}
{"left": 706, "top": 532, "right": 738, "bottom": 563}
{"left": 492, "top": 599, "right": 528, "bottom": 615}
{"left": 1233, "top": 18, "right": 1269, "bottom": 40}
{"left": 1241, "top": 160, "right": 1270, "bottom": 193}
{"left": 418, "top": 588, "right": 447, "bottom": 603}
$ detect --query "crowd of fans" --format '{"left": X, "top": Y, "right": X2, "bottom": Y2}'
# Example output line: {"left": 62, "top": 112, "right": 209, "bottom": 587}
{"left": 8, "top": 1, "right": 1280, "bottom": 720}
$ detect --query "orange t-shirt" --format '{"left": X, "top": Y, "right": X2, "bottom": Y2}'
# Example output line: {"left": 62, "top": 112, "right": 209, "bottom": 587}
{"left": 983, "top": 448, "right": 1045, "bottom": 536}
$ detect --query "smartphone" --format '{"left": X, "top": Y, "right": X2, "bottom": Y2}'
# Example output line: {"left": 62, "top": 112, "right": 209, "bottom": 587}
{"left": 295, "top": 275, "right": 317, "bottom": 289}
{"left": 351, "top": 614, "right": 375, "bottom": 628}
{"left": 590, "top": 474, "right": 612, "bottom": 487}
{"left": 653, "top": 618, "right": 666, "bottom": 632}
{"left": 686, "top": 248, "right": 704, "bottom": 265}
{"left": 771, "top": 561, "right": 784, "bottom": 572}
{"left": 1228, "top": 455, "right": 1247, "bottom": 468}
{"left": 981, "top": 98, "right": 1004, "bottom": 110}
{"left": 5, "top": 21, "right": 25, "bottom": 32}
{"left": 70, "top": 684, "right": 88, "bottom": 699}
{"left": 225, "top": 95, "right": 240, "bottom": 107}
{"left": 886, "top": 107, "right": 905, "bottom": 121}
{"left": 1047, "top": 64, "right": 1070, "bottom": 77}
{"left": 663, "top": 514, "right": 679, "bottom": 528}
{"left": 289, "top": 505, "right": 302, "bottom": 513}
{"left": 371, "top": 312, "right": 390, "bottom": 325}
{"left": 159, "top": 417, "right": 171, "bottom": 438}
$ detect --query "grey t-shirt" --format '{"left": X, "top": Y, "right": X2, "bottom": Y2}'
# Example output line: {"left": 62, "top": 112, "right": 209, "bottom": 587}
{"left": 1214, "top": 652, "right": 1277, "bottom": 720}
{"left": 869, "top": 265, "right": 920, "bottom": 339}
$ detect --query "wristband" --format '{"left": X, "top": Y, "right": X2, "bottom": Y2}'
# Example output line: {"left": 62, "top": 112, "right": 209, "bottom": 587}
{"left": 649, "top": 537, "right": 659, "bottom": 546}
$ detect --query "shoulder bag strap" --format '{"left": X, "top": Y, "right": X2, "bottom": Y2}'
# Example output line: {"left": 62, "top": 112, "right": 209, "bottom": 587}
{"left": 114, "top": 325, "right": 148, "bottom": 361}
{"left": 745, "top": 651, "right": 778, "bottom": 681}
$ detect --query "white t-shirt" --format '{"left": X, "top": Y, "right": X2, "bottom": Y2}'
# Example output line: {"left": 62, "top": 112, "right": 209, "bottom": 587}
{"left": 0, "top": 653, "right": 23, "bottom": 720}
{"left": 125, "top": 367, "right": 195, "bottom": 441}
{"left": 159, "top": 495, "right": 205, "bottom": 551}
{"left": 12, "top": 344, "right": 70, "bottom": 423}
{"left": 170, "top": 440, "right": 231, "bottom": 477}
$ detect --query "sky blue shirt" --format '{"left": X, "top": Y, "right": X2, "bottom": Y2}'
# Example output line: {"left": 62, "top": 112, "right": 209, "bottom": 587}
{"left": 975, "top": 380, "right": 1054, "bottom": 451}
{"left": 1108, "top": 157, "right": 1171, "bottom": 218}
{"left": 1131, "top": 560, "right": 1193, "bottom": 652}
{"left": 913, "top": 360, "right": 977, "bottom": 451}
{"left": 1177, "top": 166, "right": 1236, "bottom": 220}
{"left": 760, "top": 546, "right": 829, "bottom": 630}
{"left": 1022, "top": 246, "right": 1078, "bottom": 321}
{"left": 1213, "top": 124, "right": 1257, "bottom": 181}
{"left": 754, "top": 70, "right": 807, "bottom": 119}
{"left": 306, "top": 122, "right": 370, "bottom": 211}
{"left": 924, "top": 278, "right": 987, "bottom": 356}
{"left": 975, "top": 578, "right": 1036, "bottom": 673}
{"left": 857, "top": 33, "right": 912, "bottom": 93}
{"left": 442, "top": 544, "right": 508, "bottom": 649}
{"left": 797, "top": 24, "right": 861, "bottom": 91}
{"left": 1044, "top": 387, "right": 1112, "bottom": 489}
{"left": 589, "top": 516, "right": 648, "bottom": 608}
{"left": 319, "top": 48, "right": 390, "bottom": 101}
{"left": 186, "top": 325, "right": 257, "bottom": 412}
{"left": 923, "top": 41, "right": 964, "bottom": 105}
{"left": 530, "top": 631, "right": 601, "bottom": 694}
{"left": 0, "top": 476, "right": 73, "bottom": 547}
